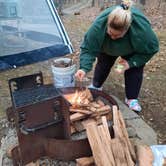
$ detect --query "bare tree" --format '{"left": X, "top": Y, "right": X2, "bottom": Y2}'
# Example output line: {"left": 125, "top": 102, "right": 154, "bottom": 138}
{"left": 140, "top": 0, "right": 146, "bottom": 5}
{"left": 92, "top": 0, "right": 95, "bottom": 7}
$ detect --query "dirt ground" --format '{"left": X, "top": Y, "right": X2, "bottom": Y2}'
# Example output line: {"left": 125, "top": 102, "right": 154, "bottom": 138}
{"left": 0, "top": 5, "right": 166, "bottom": 146}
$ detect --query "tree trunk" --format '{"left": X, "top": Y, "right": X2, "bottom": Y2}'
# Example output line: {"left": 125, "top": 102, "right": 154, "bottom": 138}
{"left": 92, "top": 0, "right": 95, "bottom": 7}
{"left": 140, "top": 0, "right": 146, "bottom": 5}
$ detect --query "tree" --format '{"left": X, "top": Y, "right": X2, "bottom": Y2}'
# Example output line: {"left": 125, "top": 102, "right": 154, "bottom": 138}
{"left": 92, "top": 0, "right": 95, "bottom": 7}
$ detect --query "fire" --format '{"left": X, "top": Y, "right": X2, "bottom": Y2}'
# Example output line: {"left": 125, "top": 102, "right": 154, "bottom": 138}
{"left": 64, "top": 88, "right": 93, "bottom": 107}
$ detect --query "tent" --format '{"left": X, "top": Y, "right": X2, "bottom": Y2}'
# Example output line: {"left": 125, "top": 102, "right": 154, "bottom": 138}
{"left": 0, "top": 0, "right": 73, "bottom": 71}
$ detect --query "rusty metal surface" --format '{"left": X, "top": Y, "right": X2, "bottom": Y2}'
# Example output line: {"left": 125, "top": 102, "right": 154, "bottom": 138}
{"left": 12, "top": 136, "right": 92, "bottom": 165}
{"left": 6, "top": 75, "right": 118, "bottom": 166}
{"left": 7, "top": 72, "right": 44, "bottom": 122}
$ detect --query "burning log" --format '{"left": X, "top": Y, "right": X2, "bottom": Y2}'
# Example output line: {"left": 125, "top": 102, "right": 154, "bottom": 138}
{"left": 68, "top": 88, "right": 112, "bottom": 123}
{"left": 69, "top": 88, "right": 93, "bottom": 107}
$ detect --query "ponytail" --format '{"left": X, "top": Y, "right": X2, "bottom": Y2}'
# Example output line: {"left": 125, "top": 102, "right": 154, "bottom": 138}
{"left": 121, "top": 0, "right": 133, "bottom": 10}
{"left": 107, "top": 0, "right": 133, "bottom": 31}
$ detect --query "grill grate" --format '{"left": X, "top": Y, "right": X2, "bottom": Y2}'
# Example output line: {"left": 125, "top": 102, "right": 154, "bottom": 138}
{"left": 12, "top": 85, "right": 61, "bottom": 108}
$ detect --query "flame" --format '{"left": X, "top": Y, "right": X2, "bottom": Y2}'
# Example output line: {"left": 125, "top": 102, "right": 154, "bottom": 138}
{"left": 63, "top": 88, "right": 92, "bottom": 107}
{"left": 71, "top": 90, "right": 83, "bottom": 105}
{"left": 64, "top": 90, "right": 81, "bottom": 105}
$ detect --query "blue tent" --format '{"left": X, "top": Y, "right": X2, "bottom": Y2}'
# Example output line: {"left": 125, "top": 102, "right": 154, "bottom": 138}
{"left": 0, "top": 0, "right": 73, "bottom": 71}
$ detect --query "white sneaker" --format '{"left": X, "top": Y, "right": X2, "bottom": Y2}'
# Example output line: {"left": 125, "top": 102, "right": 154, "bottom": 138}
{"left": 125, "top": 98, "right": 142, "bottom": 112}
{"left": 88, "top": 84, "right": 103, "bottom": 91}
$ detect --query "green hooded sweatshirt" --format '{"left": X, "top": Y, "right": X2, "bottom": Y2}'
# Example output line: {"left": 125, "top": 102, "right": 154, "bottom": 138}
{"left": 80, "top": 6, "right": 159, "bottom": 73}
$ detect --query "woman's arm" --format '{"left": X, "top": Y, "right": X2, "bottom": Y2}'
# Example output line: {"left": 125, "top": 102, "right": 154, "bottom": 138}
{"left": 79, "top": 24, "right": 105, "bottom": 73}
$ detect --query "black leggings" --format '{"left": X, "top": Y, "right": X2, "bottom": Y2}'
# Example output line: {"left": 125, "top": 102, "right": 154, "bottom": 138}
{"left": 93, "top": 53, "right": 144, "bottom": 99}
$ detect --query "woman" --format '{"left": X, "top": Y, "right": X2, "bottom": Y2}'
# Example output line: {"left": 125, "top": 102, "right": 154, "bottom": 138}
{"left": 75, "top": 0, "right": 159, "bottom": 112}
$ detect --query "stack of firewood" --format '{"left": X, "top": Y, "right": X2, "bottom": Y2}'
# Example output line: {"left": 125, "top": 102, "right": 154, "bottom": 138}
{"left": 76, "top": 106, "right": 136, "bottom": 166}
{"left": 68, "top": 89, "right": 113, "bottom": 133}
{"left": 67, "top": 89, "right": 136, "bottom": 165}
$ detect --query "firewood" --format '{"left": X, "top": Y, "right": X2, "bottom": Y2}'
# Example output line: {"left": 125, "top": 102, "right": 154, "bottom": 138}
{"left": 117, "top": 107, "right": 136, "bottom": 161}
{"left": 70, "top": 109, "right": 111, "bottom": 123}
{"left": 101, "top": 116, "right": 112, "bottom": 139}
{"left": 76, "top": 156, "right": 94, "bottom": 166}
{"left": 83, "top": 120, "right": 113, "bottom": 166}
{"left": 87, "top": 106, "right": 97, "bottom": 112}
{"left": 112, "top": 105, "right": 136, "bottom": 164}
{"left": 96, "top": 99, "right": 105, "bottom": 107}
{"left": 71, "top": 113, "right": 112, "bottom": 133}
{"left": 136, "top": 145, "right": 154, "bottom": 166}
{"left": 70, "top": 113, "right": 90, "bottom": 122}
{"left": 91, "top": 110, "right": 110, "bottom": 118}
{"left": 110, "top": 138, "right": 127, "bottom": 166}
{"left": 90, "top": 102, "right": 101, "bottom": 108}
{"left": 97, "top": 125, "right": 115, "bottom": 166}
{"left": 80, "top": 99, "right": 91, "bottom": 105}
{"left": 95, "top": 112, "right": 112, "bottom": 124}
{"left": 70, "top": 108, "right": 92, "bottom": 114}
{"left": 96, "top": 105, "right": 111, "bottom": 112}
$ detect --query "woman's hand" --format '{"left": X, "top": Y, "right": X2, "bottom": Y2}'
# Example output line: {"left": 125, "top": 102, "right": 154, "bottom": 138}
{"left": 115, "top": 58, "right": 130, "bottom": 74}
{"left": 75, "top": 69, "right": 86, "bottom": 81}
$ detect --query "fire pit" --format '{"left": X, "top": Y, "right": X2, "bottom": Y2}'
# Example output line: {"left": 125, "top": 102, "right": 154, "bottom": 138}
{"left": 6, "top": 73, "right": 118, "bottom": 166}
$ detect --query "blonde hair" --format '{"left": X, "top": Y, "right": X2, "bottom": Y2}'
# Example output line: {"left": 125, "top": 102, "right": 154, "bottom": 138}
{"left": 107, "top": 0, "right": 133, "bottom": 31}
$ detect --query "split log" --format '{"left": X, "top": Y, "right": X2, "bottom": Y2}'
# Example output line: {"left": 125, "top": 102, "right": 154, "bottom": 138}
{"left": 96, "top": 99, "right": 105, "bottom": 107}
{"left": 70, "top": 112, "right": 90, "bottom": 122}
{"left": 70, "top": 109, "right": 111, "bottom": 123}
{"left": 70, "top": 108, "right": 92, "bottom": 114}
{"left": 87, "top": 106, "right": 97, "bottom": 112}
{"left": 96, "top": 105, "right": 111, "bottom": 112}
{"left": 90, "top": 102, "right": 101, "bottom": 108}
{"left": 97, "top": 125, "right": 115, "bottom": 165}
{"left": 71, "top": 113, "right": 112, "bottom": 133}
{"left": 136, "top": 145, "right": 154, "bottom": 166}
{"left": 101, "top": 116, "right": 112, "bottom": 139}
{"left": 110, "top": 138, "right": 127, "bottom": 166}
{"left": 117, "top": 106, "right": 136, "bottom": 161}
{"left": 82, "top": 120, "right": 112, "bottom": 166}
{"left": 76, "top": 156, "right": 94, "bottom": 166}
{"left": 112, "top": 105, "right": 136, "bottom": 165}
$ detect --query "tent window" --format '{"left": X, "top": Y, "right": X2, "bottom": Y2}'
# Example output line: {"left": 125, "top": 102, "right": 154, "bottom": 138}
{"left": 0, "top": 0, "right": 66, "bottom": 56}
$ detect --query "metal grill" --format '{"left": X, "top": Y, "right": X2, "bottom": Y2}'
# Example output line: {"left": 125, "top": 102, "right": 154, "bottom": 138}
{"left": 6, "top": 73, "right": 118, "bottom": 166}
{"left": 12, "top": 85, "right": 61, "bottom": 108}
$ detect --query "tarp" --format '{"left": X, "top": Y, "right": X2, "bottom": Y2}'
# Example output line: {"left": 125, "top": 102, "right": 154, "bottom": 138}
{"left": 0, "top": 0, "right": 73, "bottom": 71}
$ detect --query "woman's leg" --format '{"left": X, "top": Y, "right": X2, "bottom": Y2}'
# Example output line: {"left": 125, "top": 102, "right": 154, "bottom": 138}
{"left": 93, "top": 53, "right": 117, "bottom": 88}
{"left": 124, "top": 66, "right": 144, "bottom": 99}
